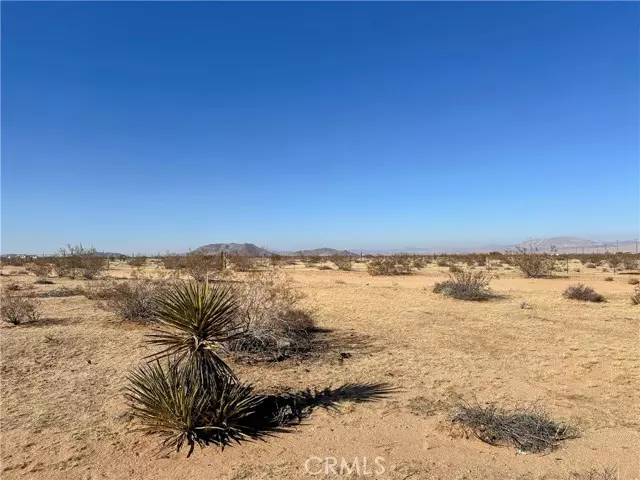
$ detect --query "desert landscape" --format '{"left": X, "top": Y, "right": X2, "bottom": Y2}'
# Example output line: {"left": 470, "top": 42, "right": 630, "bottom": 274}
{"left": 1, "top": 250, "right": 638, "bottom": 480}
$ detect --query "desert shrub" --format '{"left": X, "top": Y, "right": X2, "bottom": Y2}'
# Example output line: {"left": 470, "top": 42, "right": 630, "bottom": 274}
{"left": 433, "top": 270, "right": 494, "bottom": 301}
{"left": 26, "top": 261, "right": 53, "bottom": 281}
{"left": 451, "top": 400, "right": 577, "bottom": 453}
{"left": 270, "top": 254, "right": 284, "bottom": 267}
{"left": 330, "top": 255, "right": 352, "bottom": 271}
{"left": 627, "top": 277, "right": 639, "bottom": 285}
{"left": 127, "top": 256, "right": 147, "bottom": 268}
{"left": 412, "top": 257, "right": 426, "bottom": 269}
{"left": 90, "top": 275, "right": 171, "bottom": 321}
{"left": 367, "top": 256, "right": 413, "bottom": 276}
{"left": 563, "top": 284, "right": 605, "bottom": 302}
{"left": 162, "top": 255, "right": 187, "bottom": 271}
{"left": 604, "top": 276, "right": 614, "bottom": 282}
{"left": 449, "top": 265, "right": 463, "bottom": 274}
{"left": 39, "top": 286, "right": 85, "bottom": 298}
{"left": 227, "top": 270, "right": 315, "bottom": 361}
{"left": 584, "top": 262, "right": 597, "bottom": 269}
{"left": 125, "top": 359, "right": 261, "bottom": 457}
{"left": 506, "top": 246, "right": 555, "bottom": 278}
{"left": 55, "top": 244, "right": 108, "bottom": 280}
{"left": 631, "top": 287, "right": 640, "bottom": 305}
{"left": 229, "top": 254, "right": 256, "bottom": 272}
{"left": 184, "top": 254, "right": 224, "bottom": 282}
{"left": 1, "top": 290, "right": 41, "bottom": 325}
{"left": 302, "top": 255, "right": 323, "bottom": 267}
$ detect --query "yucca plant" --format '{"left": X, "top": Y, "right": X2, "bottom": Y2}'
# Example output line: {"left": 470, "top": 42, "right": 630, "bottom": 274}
{"left": 125, "top": 359, "right": 263, "bottom": 457}
{"left": 147, "top": 281, "right": 244, "bottom": 381}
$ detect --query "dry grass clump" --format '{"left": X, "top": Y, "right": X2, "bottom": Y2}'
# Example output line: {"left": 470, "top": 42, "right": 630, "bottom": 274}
{"left": 584, "top": 262, "right": 597, "bottom": 269}
{"left": 367, "top": 255, "right": 414, "bottom": 276}
{"left": 1, "top": 290, "right": 41, "bottom": 325}
{"left": 563, "top": 284, "right": 605, "bottom": 302}
{"left": 89, "top": 274, "right": 173, "bottom": 321}
{"left": 569, "top": 467, "right": 618, "bottom": 480}
{"left": 604, "top": 276, "right": 614, "bottom": 282}
{"left": 227, "top": 270, "right": 316, "bottom": 361}
{"left": 627, "top": 277, "right": 639, "bottom": 285}
{"left": 451, "top": 400, "right": 577, "bottom": 453}
{"left": 506, "top": 246, "right": 555, "bottom": 278}
{"left": 433, "top": 270, "right": 495, "bottom": 301}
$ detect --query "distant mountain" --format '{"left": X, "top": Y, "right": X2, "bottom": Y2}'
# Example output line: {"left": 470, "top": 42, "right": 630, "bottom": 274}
{"left": 518, "top": 237, "right": 598, "bottom": 250}
{"left": 293, "top": 248, "right": 358, "bottom": 257}
{"left": 191, "top": 243, "right": 271, "bottom": 256}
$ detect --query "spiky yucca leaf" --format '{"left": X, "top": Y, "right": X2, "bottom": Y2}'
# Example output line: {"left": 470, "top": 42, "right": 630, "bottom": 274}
{"left": 147, "top": 281, "right": 243, "bottom": 379}
{"left": 125, "top": 359, "right": 263, "bottom": 457}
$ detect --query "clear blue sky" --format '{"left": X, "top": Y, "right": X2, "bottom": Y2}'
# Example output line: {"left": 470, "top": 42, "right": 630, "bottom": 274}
{"left": 2, "top": 2, "right": 638, "bottom": 254}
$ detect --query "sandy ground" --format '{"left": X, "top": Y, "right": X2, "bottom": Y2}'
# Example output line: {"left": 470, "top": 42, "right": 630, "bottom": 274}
{"left": 1, "top": 261, "right": 639, "bottom": 480}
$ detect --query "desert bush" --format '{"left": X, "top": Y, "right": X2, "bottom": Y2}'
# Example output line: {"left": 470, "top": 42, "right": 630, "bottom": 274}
{"left": 330, "top": 255, "right": 352, "bottom": 271}
{"left": 127, "top": 256, "right": 147, "bottom": 268}
{"left": 302, "top": 255, "right": 323, "bottom": 267}
{"left": 26, "top": 261, "right": 53, "bottom": 281}
{"left": 449, "top": 265, "right": 463, "bottom": 274}
{"left": 184, "top": 254, "right": 224, "bottom": 282}
{"left": 436, "top": 258, "right": 451, "bottom": 267}
{"left": 604, "top": 276, "right": 614, "bottom": 282}
{"left": 229, "top": 254, "right": 256, "bottom": 272}
{"left": 55, "top": 244, "right": 108, "bottom": 280}
{"left": 227, "top": 270, "right": 315, "bottom": 360}
{"left": 39, "top": 286, "right": 86, "bottom": 298}
{"left": 433, "top": 270, "right": 494, "bottom": 301}
{"left": 584, "top": 262, "right": 597, "bottom": 269}
{"left": 627, "top": 277, "right": 639, "bottom": 285}
{"left": 90, "top": 275, "right": 172, "bottom": 321}
{"left": 367, "top": 256, "right": 413, "bottom": 276}
{"left": 563, "top": 284, "right": 605, "bottom": 302}
{"left": 125, "top": 359, "right": 261, "bottom": 457}
{"left": 631, "top": 286, "right": 640, "bottom": 305}
{"left": 162, "top": 255, "right": 187, "bottom": 271}
{"left": 412, "top": 257, "right": 426, "bottom": 269}
{"left": 1, "top": 290, "right": 41, "bottom": 325}
{"left": 506, "top": 246, "right": 555, "bottom": 278}
{"left": 451, "top": 400, "right": 577, "bottom": 453}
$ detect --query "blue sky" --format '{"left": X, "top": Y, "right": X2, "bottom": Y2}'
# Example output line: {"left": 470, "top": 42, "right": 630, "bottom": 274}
{"left": 2, "top": 2, "right": 638, "bottom": 254}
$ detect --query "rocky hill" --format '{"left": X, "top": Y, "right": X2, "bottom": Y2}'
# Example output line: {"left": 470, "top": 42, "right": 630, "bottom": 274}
{"left": 191, "top": 243, "right": 270, "bottom": 256}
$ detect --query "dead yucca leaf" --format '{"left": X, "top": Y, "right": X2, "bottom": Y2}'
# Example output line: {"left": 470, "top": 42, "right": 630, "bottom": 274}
{"left": 125, "top": 359, "right": 262, "bottom": 457}
{"left": 147, "top": 281, "right": 244, "bottom": 380}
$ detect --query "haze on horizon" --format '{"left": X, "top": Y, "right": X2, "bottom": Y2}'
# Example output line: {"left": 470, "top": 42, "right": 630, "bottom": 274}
{"left": 2, "top": 2, "right": 638, "bottom": 254}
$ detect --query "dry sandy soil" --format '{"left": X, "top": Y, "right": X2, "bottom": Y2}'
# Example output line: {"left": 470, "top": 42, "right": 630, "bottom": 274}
{"left": 1, "top": 261, "right": 639, "bottom": 480}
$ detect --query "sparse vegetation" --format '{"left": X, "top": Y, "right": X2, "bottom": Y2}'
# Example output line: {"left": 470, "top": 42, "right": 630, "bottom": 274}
{"left": 506, "top": 246, "right": 555, "bottom": 278}
{"left": 584, "top": 262, "right": 597, "bottom": 268}
{"left": 89, "top": 274, "right": 171, "bottom": 321}
{"left": 228, "top": 270, "right": 316, "bottom": 361}
{"left": 604, "top": 276, "right": 614, "bottom": 282}
{"left": 563, "top": 284, "right": 605, "bottom": 302}
{"left": 330, "top": 255, "right": 352, "bottom": 271}
{"left": 184, "top": 253, "right": 225, "bottom": 282}
{"left": 451, "top": 400, "right": 577, "bottom": 453}
{"left": 367, "top": 255, "right": 414, "bottom": 276}
{"left": 569, "top": 467, "right": 618, "bottom": 480}
{"left": 627, "top": 277, "right": 639, "bottom": 285}
{"left": 1, "top": 290, "right": 41, "bottom": 325}
{"left": 55, "top": 244, "right": 108, "bottom": 280}
{"left": 229, "top": 254, "right": 257, "bottom": 272}
{"left": 433, "top": 270, "right": 495, "bottom": 301}
{"left": 26, "top": 261, "right": 53, "bottom": 282}
{"left": 127, "top": 256, "right": 147, "bottom": 268}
